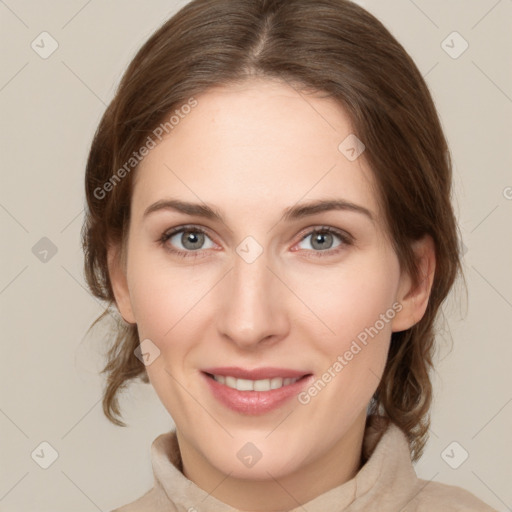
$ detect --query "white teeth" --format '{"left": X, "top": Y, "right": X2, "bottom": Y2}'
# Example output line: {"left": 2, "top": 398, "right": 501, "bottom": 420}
{"left": 234, "top": 377, "right": 253, "bottom": 391}
{"left": 212, "top": 375, "right": 301, "bottom": 391}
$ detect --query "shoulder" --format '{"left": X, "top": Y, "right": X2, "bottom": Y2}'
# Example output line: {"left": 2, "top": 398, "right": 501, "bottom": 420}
{"left": 409, "top": 478, "right": 497, "bottom": 511}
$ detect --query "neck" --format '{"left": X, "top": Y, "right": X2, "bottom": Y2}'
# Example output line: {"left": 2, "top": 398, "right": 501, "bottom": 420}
{"left": 177, "top": 411, "right": 367, "bottom": 511}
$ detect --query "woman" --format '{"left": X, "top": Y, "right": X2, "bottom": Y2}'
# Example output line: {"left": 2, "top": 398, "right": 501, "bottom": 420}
{"left": 81, "top": 0, "right": 496, "bottom": 510}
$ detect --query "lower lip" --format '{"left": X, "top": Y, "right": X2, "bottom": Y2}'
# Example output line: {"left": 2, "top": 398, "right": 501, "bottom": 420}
{"left": 201, "top": 372, "right": 314, "bottom": 415}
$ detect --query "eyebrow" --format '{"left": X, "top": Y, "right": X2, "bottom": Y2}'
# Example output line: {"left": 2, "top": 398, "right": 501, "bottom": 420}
{"left": 143, "top": 198, "right": 375, "bottom": 224}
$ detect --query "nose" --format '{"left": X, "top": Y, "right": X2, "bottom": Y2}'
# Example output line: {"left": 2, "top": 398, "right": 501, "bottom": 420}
{"left": 216, "top": 248, "right": 290, "bottom": 350}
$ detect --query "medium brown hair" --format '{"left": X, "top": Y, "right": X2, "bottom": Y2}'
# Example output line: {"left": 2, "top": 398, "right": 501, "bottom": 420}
{"left": 81, "top": 0, "right": 463, "bottom": 461}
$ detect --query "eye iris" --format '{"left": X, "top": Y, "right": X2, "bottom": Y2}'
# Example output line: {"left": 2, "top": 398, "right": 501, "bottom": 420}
{"left": 311, "top": 232, "right": 333, "bottom": 250}
{"left": 182, "top": 230, "right": 204, "bottom": 250}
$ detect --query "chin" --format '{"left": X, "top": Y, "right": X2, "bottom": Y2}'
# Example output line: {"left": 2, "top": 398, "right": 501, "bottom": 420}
{"left": 206, "top": 435, "right": 309, "bottom": 480}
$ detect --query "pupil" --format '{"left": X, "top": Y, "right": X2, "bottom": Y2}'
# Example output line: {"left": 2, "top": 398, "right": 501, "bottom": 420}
{"left": 183, "top": 231, "right": 203, "bottom": 250}
{"left": 313, "top": 233, "right": 332, "bottom": 250}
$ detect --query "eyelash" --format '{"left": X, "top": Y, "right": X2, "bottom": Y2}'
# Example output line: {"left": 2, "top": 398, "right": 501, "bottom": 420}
{"left": 157, "top": 225, "right": 353, "bottom": 259}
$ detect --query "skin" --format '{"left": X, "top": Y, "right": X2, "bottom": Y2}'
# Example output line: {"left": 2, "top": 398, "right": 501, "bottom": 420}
{"left": 108, "top": 77, "right": 435, "bottom": 512}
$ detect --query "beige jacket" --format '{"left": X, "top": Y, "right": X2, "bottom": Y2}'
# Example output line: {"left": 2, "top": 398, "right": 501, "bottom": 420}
{"left": 111, "top": 415, "right": 496, "bottom": 511}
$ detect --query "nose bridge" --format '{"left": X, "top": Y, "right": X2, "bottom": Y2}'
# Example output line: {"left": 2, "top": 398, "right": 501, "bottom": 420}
{"left": 216, "top": 245, "right": 287, "bottom": 348}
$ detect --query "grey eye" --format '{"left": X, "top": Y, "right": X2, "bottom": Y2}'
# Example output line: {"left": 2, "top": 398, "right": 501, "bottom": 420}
{"left": 169, "top": 229, "right": 214, "bottom": 251}
{"left": 298, "top": 231, "right": 343, "bottom": 251}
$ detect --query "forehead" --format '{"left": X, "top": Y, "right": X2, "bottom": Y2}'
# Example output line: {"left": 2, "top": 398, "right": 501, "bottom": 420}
{"left": 132, "top": 78, "right": 381, "bottom": 224}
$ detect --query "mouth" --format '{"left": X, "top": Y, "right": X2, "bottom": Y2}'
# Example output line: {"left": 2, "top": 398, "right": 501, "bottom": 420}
{"left": 200, "top": 367, "right": 314, "bottom": 415}
{"left": 203, "top": 372, "right": 311, "bottom": 392}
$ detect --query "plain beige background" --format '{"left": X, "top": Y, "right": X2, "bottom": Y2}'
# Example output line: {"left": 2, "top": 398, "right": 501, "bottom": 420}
{"left": 1, "top": 0, "right": 511, "bottom": 511}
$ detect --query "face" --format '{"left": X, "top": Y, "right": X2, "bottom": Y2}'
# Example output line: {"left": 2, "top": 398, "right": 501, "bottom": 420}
{"left": 110, "top": 78, "right": 426, "bottom": 482}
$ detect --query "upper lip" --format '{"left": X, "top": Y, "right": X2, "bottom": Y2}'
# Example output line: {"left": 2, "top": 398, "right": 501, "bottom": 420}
{"left": 202, "top": 367, "right": 312, "bottom": 380}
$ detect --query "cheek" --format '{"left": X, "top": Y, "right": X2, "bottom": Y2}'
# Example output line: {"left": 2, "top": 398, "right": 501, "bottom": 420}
{"left": 296, "top": 261, "right": 400, "bottom": 424}
{"left": 327, "top": 256, "right": 400, "bottom": 401}
{"left": 293, "top": 251, "right": 401, "bottom": 352}
{"left": 126, "top": 250, "right": 208, "bottom": 339}
{"left": 126, "top": 254, "right": 211, "bottom": 397}
{"left": 129, "top": 260, "right": 201, "bottom": 412}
